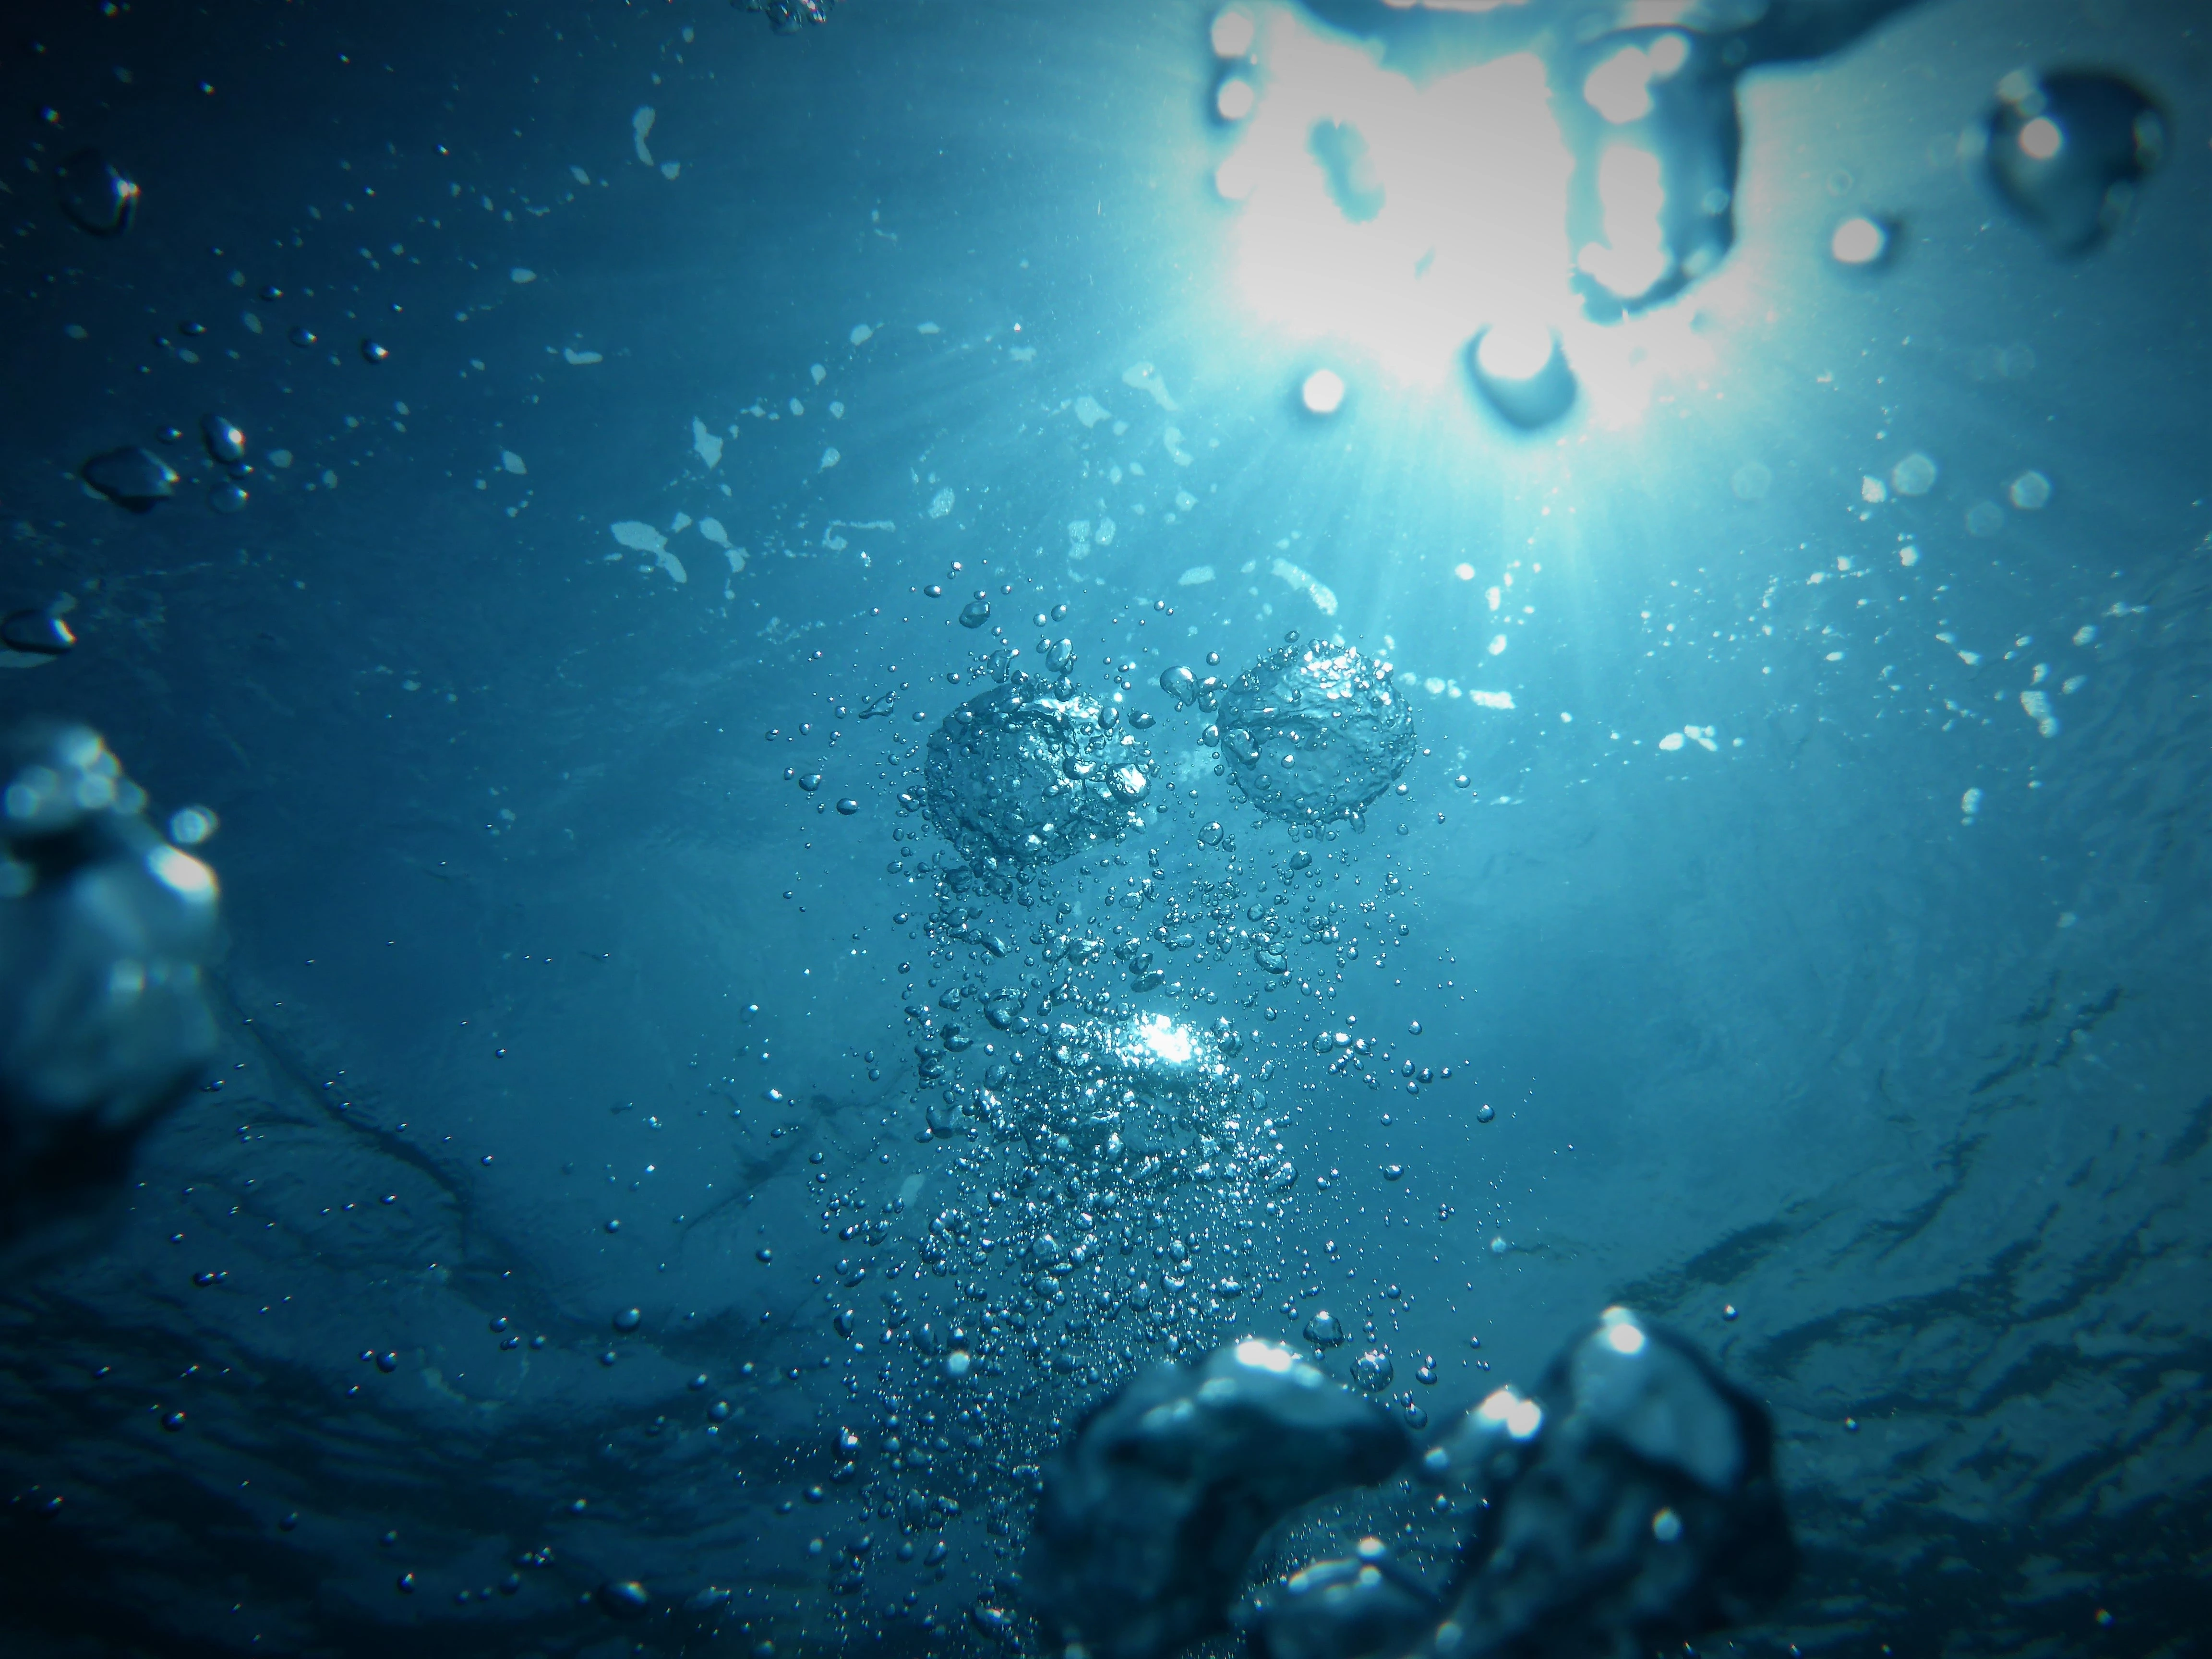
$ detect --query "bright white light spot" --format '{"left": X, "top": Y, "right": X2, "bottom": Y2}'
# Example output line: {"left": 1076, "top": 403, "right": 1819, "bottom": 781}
{"left": 1452, "top": 563, "right": 1475, "bottom": 581}
{"left": 1605, "top": 1320, "right": 1648, "bottom": 1355}
{"left": 1961, "top": 787, "right": 1984, "bottom": 817}
{"left": 2019, "top": 116, "right": 2064, "bottom": 161}
{"left": 1474, "top": 321, "right": 1554, "bottom": 382}
{"left": 1658, "top": 732, "right": 1685, "bottom": 752}
{"left": 1140, "top": 1015, "right": 1194, "bottom": 1064}
{"left": 1831, "top": 216, "right": 1888, "bottom": 265}
{"left": 148, "top": 845, "right": 217, "bottom": 902}
{"left": 1583, "top": 47, "right": 1656, "bottom": 124}
{"left": 1301, "top": 368, "right": 1346, "bottom": 414}
{"left": 1861, "top": 475, "right": 1887, "bottom": 504}
{"left": 1216, "top": 31, "right": 1572, "bottom": 387}
{"left": 1235, "top": 1339, "right": 1295, "bottom": 1373}
{"left": 945, "top": 1351, "right": 971, "bottom": 1379}
{"left": 1647, "top": 32, "right": 1689, "bottom": 75}
{"left": 1476, "top": 1387, "right": 1524, "bottom": 1427}
{"left": 1487, "top": 634, "right": 1507, "bottom": 656}
{"left": 1211, "top": 8, "right": 1256, "bottom": 58}
{"left": 1899, "top": 545, "right": 1920, "bottom": 567}
{"left": 1576, "top": 144, "right": 1669, "bottom": 301}
{"left": 1216, "top": 76, "right": 1257, "bottom": 122}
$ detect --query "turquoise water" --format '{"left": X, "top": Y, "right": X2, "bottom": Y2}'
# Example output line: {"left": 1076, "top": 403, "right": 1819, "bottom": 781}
{"left": 0, "top": 1, "right": 2203, "bottom": 1655}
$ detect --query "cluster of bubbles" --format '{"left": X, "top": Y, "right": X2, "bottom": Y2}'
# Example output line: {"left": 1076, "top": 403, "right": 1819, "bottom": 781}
{"left": 1205, "top": 639, "right": 1414, "bottom": 828}
{"left": 743, "top": 0, "right": 837, "bottom": 32}
{"left": 922, "top": 654, "right": 1155, "bottom": 879}
{"left": 0, "top": 724, "right": 221, "bottom": 1240}
{"left": 38, "top": 131, "right": 420, "bottom": 651}
{"left": 1030, "top": 1309, "right": 1792, "bottom": 1659}
{"left": 80, "top": 406, "right": 260, "bottom": 522}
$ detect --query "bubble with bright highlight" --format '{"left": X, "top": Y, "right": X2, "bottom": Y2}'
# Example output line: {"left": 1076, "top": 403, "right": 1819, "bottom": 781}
{"left": 1210, "top": 7, "right": 1255, "bottom": 60}
{"left": 1300, "top": 368, "right": 1346, "bottom": 415}
{"left": 1828, "top": 215, "right": 1893, "bottom": 267}
{"left": 1469, "top": 323, "right": 1576, "bottom": 430}
{"left": 1982, "top": 68, "right": 2164, "bottom": 253}
{"left": 1216, "top": 75, "right": 1257, "bottom": 123}
{"left": 1139, "top": 1014, "right": 1195, "bottom": 1066}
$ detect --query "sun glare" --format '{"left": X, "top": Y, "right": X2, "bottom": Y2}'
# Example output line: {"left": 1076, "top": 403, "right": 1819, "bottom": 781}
{"left": 1204, "top": 4, "right": 1718, "bottom": 421}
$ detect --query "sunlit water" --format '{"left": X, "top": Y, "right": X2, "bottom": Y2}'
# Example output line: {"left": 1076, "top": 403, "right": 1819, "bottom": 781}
{"left": 0, "top": 2, "right": 2204, "bottom": 1656}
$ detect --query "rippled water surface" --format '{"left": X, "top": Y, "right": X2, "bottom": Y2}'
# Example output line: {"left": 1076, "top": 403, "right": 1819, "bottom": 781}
{"left": 0, "top": 1, "right": 2204, "bottom": 1656}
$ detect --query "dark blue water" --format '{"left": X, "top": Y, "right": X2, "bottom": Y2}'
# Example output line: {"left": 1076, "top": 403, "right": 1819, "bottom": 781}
{"left": 0, "top": 1, "right": 2204, "bottom": 1655}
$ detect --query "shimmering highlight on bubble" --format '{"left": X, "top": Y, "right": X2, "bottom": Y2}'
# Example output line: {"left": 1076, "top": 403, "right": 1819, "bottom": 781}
{"left": 1829, "top": 215, "right": 1888, "bottom": 265}
{"left": 1300, "top": 369, "right": 1345, "bottom": 414}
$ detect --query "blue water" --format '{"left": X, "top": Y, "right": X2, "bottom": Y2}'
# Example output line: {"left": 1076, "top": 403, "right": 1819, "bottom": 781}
{"left": 0, "top": 1, "right": 2204, "bottom": 1655}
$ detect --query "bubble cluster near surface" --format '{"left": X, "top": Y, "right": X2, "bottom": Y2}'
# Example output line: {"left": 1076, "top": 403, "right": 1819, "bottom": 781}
{"left": 1213, "top": 642, "right": 1414, "bottom": 826}
{"left": 924, "top": 672, "right": 1154, "bottom": 875}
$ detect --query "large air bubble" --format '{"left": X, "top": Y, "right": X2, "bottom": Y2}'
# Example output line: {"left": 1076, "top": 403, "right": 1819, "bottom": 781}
{"left": 924, "top": 673, "right": 1153, "bottom": 874}
{"left": 1980, "top": 69, "right": 2164, "bottom": 254}
{"left": 1214, "top": 641, "right": 1413, "bottom": 825}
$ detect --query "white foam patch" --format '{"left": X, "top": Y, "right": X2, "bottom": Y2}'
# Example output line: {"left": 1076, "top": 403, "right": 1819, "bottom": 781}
{"left": 657, "top": 549, "right": 687, "bottom": 584}
{"left": 1178, "top": 565, "right": 1215, "bottom": 586}
{"left": 1122, "top": 362, "right": 1179, "bottom": 410}
{"left": 1074, "top": 396, "right": 1112, "bottom": 429}
{"left": 510, "top": 267, "right": 536, "bottom": 284}
{"left": 698, "top": 517, "right": 731, "bottom": 548}
{"left": 563, "top": 346, "right": 602, "bottom": 365}
{"left": 928, "top": 488, "right": 955, "bottom": 519}
{"left": 819, "top": 447, "right": 841, "bottom": 471}
{"left": 849, "top": 323, "right": 874, "bottom": 346}
{"left": 917, "top": 321, "right": 941, "bottom": 335}
{"left": 1469, "top": 689, "right": 1513, "bottom": 709}
{"left": 1163, "top": 425, "right": 1193, "bottom": 466}
{"left": 659, "top": 160, "right": 681, "bottom": 180}
{"left": 1096, "top": 517, "right": 1117, "bottom": 547}
{"left": 692, "top": 418, "right": 723, "bottom": 469}
{"left": 611, "top": 521, "right": 666, "bottom": 554}
{"left": 632, "top": 106, "right": 656, "bottom": 166}
{"left": 500, "top": 450, "right": 527, "bottom": 475}
{"left": 725, "top": 546, "right": 747, "bottom": 573}
{"left": 669, "top": 512, "right": 692, "bottom": 534}
{"left": 569, "top": 165, "right": 591, "bottom": 186}
{"left": 1271, "top": 558, "right": 1337, "bottom": 615}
